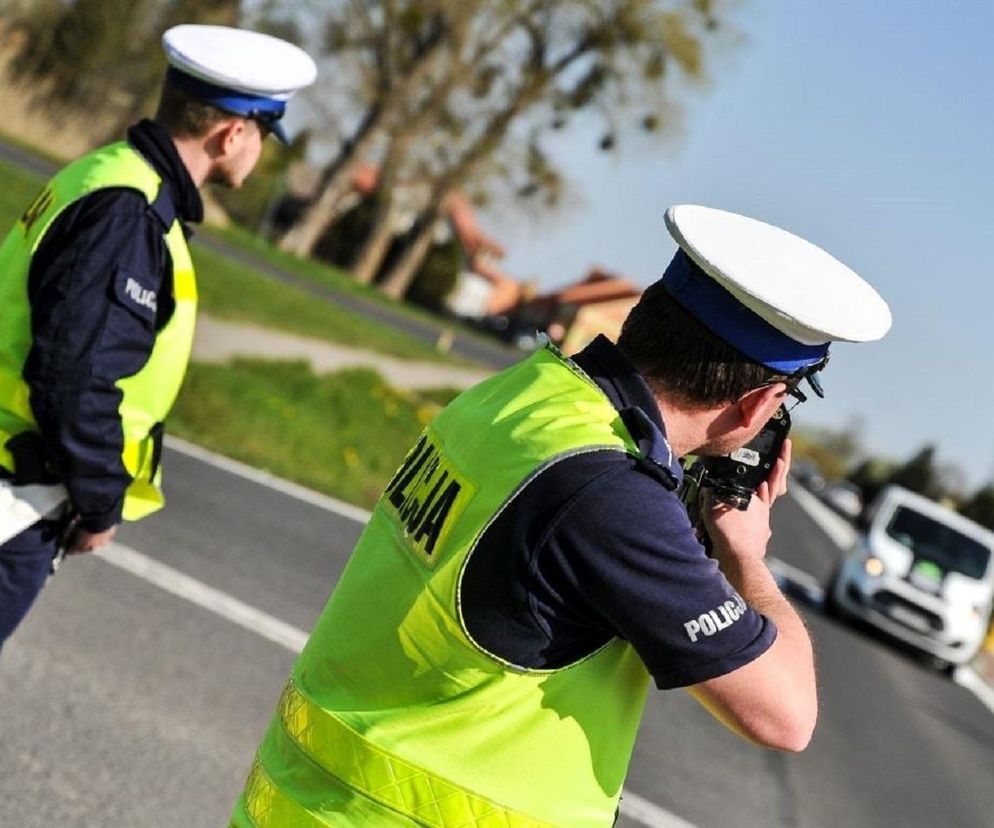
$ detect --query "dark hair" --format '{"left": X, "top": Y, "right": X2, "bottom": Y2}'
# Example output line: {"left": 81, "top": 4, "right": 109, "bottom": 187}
{"left": 617, "top": 278, "right": 789, "bottom": 407}
{"left": 154, "top": 79, "right": 234, "bottom": 137}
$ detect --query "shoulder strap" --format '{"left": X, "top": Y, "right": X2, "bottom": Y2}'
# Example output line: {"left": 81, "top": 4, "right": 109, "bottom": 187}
{"left": 147, "top": 182, "right": 177, "bottom": 231}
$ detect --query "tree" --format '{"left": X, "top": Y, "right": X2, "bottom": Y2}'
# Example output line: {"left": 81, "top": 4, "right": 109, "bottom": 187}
{"left": 960, "top": 485, "right": 994, "bottom": 531}
{"left": 887, "top": 445, "right": 942, "bottom": 501}
{"left": 791, "top": 424, "right": 861, "bottom": 482}
{"left": 3, "top": 0, "right": 240, "bottom": 140}
{"left": 374, "top": 0, "right": 730, "bottom": 299}
{"left": 273, "top": 0, "right": 458, "bottom": 257}
{"left": 271, "top": 0, "right": 732, "bottom": 298}
{"left": 847, "top": 457, "right": 897, "bottom": 507}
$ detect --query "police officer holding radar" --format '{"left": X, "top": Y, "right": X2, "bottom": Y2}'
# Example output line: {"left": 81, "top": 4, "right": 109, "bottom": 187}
{"left": 232, "top": 205, "right": 891, "bottom": 827}
{"left": 0, "top": 25, "right": 316, "bottom": 648}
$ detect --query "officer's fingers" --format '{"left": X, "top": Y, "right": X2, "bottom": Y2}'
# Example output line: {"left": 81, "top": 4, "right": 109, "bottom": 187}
{"left": 779, "top": 439, "right": 792, "bottom": 492}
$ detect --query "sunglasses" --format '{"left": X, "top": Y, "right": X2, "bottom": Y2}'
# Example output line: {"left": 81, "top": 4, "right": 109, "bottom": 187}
{"left": 765, "top": 352, "right": 831, "bottom": 406}
{"left": 246, "top": 108, "right": 284, "bottom": 139}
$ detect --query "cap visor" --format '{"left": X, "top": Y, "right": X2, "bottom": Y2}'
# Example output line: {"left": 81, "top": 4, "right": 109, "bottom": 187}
{"left": 270, "top": 120, "right": 290, "bottom": 144}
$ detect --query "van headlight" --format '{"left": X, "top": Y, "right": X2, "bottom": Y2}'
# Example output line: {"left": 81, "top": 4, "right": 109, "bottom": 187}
{"left": 950, "top": 604, "right": 984, "bottom": 627}
{"left": 863, "top": 556, "right": 885, "bottom": 577}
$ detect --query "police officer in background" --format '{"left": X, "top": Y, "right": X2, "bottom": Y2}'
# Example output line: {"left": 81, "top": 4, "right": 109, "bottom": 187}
{"left": 232, "top": 205, "right": 891, "bottom": 827}
{"left": 0, "top": 25, "right": 316, "bottom": 647}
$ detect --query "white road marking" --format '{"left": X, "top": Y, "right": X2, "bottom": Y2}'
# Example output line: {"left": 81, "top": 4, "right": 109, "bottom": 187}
{"left": 786, "top": 480, "right": 858, "bottom": 550}
{"left": 94, "top": 543, "right": 308, "bottom": 654}
{"left": 165, "top": 435, "right": 372, "bottom": 523}
{"left": 103, "top": 439, "right": 694, "bottom": 828}
{"left": 766, "top": 556, "right": 825, "bottom": 605}
{"left": 952, "top": 665, "right": 994, "bottom": 717}
{"left": 620, "top": 790, "right": 698, "bottom": 828}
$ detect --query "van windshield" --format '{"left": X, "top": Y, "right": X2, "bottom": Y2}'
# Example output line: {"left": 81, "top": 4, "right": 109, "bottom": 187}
{"left": 885, "top": 506, "right": 991, "bottom": 579}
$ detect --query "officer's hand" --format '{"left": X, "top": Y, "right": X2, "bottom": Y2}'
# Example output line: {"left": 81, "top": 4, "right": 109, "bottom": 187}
{"left": 703, "top": 439, "right": 791, "bottom": 565}
{"left": 67, "top": 525, "right": 118, "bottom": 554}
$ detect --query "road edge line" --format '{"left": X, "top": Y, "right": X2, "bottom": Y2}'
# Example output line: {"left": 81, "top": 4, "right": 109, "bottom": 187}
{"left": 165, "top": 435, "right": 372, "bottom": 524}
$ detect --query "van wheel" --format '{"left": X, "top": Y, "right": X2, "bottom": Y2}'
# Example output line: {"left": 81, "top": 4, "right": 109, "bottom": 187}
{"left": 823, "top": 569, "right": 844, "bottom": 619}
{"left": 928, "top": 656, "right": 955, "bottom": 676}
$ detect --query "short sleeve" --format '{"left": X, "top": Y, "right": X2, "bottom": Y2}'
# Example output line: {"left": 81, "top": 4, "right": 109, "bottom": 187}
{"left": 460, "top": 450, "right": 777, "bottom": 690}
{"left": 538, "top": 459, "right": 777, "bottom": 689}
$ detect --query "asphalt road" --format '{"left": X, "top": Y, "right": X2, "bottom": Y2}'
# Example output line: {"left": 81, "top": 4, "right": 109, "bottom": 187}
{"left": 2, "top": 445, "right": 993, "bottom": 828}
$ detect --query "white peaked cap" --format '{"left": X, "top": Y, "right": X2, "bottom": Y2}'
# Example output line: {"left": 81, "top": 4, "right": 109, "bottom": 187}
{"left": 664, "top": 205, "right": 892, "bottom": 351}
{"left": 162, "top": 25, "right": 317, "bottom": 101}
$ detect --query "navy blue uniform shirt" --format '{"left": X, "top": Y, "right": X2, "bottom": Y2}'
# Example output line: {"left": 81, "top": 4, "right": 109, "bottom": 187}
{"left": 22, "top": 119, "right": 203, "bottom": 532}
{"left": 461, "top": 336, "right": 777, "bottom": 689}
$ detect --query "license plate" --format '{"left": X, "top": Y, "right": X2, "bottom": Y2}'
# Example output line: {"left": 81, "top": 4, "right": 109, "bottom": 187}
{"left": 888, "top": 604, "right": 930, "bottom": 632}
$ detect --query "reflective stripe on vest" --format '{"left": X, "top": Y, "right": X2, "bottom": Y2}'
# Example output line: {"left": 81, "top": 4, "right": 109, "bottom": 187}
{"left": 0, "top": 142, "right": 197, "bottom": 521}
{"left": 235, "top": 344, "right": 652, "bottom": 828}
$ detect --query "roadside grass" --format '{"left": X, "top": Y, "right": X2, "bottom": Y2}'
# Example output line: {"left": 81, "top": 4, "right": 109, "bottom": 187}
{"left": 210, "top": 222, "right": 509, "bottom": 355}
{"left": 168, "top": 359, "right": 461, "bottom": 510}
{"left": 192, "top": 244, "right": 458, "bottom": 362}
{"left": 0, "top": 159, "right": 46, "bottom": 227}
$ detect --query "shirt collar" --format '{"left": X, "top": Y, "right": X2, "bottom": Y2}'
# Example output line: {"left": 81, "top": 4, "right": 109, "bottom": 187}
{"left": 571, "top": 335, "right": 683, "bottom": 488}
{"left": 126, "top": 119, "right": 204, "bottom": 225}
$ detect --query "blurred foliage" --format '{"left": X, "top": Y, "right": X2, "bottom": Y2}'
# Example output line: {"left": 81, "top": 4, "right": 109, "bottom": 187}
{"left": 406, "top": 238, "right": 462, "bottom": 313}
{"left": 313, "top": 195, "right": 383, "bottom": 269}
{"left": 3, "top": 0, "right": 240, "bottom": 137}
{"left": 846, "top": 456, "right": 898, "bottom": 508}
{"left": 960, "top": 485, "right": 994, "bottom": 532}
{"left": 887, "top": 445, "right": 943, "bottom": 502}
{"left": 276, "top": 0, "right": 738, "bottom": 296}
{"left": 791, "top": 424, "right": 860, "bottom": 483}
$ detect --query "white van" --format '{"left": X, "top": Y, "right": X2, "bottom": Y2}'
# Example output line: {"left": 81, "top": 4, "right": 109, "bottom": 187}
{"left": 828, "top": 484, "right": 994, "bottom": 668}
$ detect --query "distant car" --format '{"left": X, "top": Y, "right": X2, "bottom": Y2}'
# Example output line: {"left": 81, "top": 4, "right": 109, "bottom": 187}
{"left": 821, "top": 480, "right": 863, "bottom": 520}
{"left": 827, "top": 484, "right": 994, "bottom": 670}
{"left": 792, "top": 460, "right": 825, "bottom": 493}
{"left": 474, "top": 315, "right": 541, "bottom": 350}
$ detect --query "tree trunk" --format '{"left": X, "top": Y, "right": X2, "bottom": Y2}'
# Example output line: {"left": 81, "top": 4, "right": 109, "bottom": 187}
{"left": 378, "top": 206, "right": 443, "bottom": 300}
{"left": 352, "top": 199, "right": 401, "bottom": 285}
{"left": 273, "top": 23, "right": 451, "bottom": 259}
{"left": 275, "top": 158, "right": 365, "bottom": 257}
{"left": 350, "top": 132, "right": 413, "bottom": 284}
{"left": 275, "top": 105, "right": 383, "bottom": 257}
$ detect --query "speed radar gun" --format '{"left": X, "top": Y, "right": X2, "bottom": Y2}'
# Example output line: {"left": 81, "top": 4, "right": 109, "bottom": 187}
{"left": 681, "top": 357, "right": 825, "bottom": 513}
{"left": 682, "top": 404, "right": 792, "bottom": 515}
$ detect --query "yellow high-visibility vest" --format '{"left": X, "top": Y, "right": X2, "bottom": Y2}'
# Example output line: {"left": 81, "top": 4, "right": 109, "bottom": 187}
{"left": 0, "top": 141, "right": 197, "bottom": 520}
{"left": 233, "top": 344, "right": 652, "bottom": 828}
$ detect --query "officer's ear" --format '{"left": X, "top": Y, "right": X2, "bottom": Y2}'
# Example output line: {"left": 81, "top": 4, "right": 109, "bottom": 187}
{"left": 735, "top": 382, "right": 786, "bottom": 431}
{"left": 207, "top": 117, "right": 248, "bottom": 160}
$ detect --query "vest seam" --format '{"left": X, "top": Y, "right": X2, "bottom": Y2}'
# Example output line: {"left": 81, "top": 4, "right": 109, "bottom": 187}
{"left": 456, "top": 444, "right": 629, "bottom": 675}
{"left": 523, "top": 457, "right": 638, "bottom": 649}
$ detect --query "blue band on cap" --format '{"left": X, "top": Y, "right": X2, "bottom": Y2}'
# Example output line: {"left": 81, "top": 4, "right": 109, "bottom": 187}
{"left": 662, "top": 250, "right": 829, "bottom": 373}
{"left": 166, "top": 67, "right": 286, "bottom": 118}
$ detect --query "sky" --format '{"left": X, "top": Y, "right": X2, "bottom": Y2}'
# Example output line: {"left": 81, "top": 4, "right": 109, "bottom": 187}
{"left": 479, "top": 1, "right": 994, "bottom": 491}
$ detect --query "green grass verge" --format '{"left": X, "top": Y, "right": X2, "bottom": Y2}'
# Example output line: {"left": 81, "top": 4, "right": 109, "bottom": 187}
{"left": 207, "top": 222, "right": 508, "bottom": 356}
{"left": 0, "top": 159, "right": 46, "bottom": 227}
{"left": 191, "top": 244, "right": 457, "bottom": 362}
{"left": 168, "top": 359, "right": 461, "bottom": 509}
